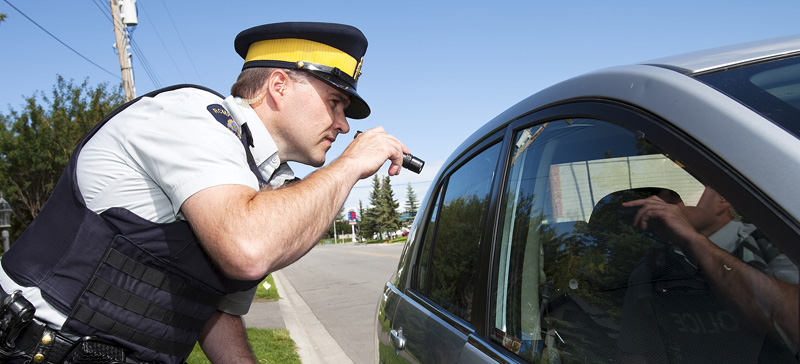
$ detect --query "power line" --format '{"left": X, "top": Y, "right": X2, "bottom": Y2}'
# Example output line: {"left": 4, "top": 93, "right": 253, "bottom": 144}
{"left": 92, "top": 0, "right": 163, "bottom": 89}
{"left": 129, "top": 31, "right": 163, "bottom": 88}
{"left": 159, "top": 0, "right": 203, "bottom": 83}
{"left": 138, "top": 1, "right": 187, "bottom": 83}
{"left": 89, "top": 0, "right": 112, "bottom": 22}
{"left": 3, "top": 0, "right": 120, "bottom": 79}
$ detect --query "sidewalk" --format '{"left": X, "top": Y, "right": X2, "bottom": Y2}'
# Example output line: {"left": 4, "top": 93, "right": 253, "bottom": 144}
{"left": 242, "top": 297, "right": 285, "bottom": 329}
{"left": 242, "top": 270, "right": 353, "bottom": 364}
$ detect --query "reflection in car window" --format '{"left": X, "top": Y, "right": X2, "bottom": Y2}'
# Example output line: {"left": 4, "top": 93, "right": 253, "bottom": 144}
{"left": 417, "top": 143, "right": 501, "bottom": 322}
{"left": 417, "top": 184, "right": 442, "bottom": 292}
{"left": 697, "top": 55, "right": 800, "bottom": 141}
{"left": 490, "top": 119, "right": 799, "bottom": 363}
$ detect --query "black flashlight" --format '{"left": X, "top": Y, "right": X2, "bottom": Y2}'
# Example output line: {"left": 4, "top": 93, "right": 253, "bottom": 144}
{"left": 354, "top": 131, "right": 425, "bottom": 174}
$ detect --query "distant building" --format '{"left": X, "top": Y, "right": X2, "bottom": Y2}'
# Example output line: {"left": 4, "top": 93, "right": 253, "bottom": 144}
{"left": 548, "top": 154, "right": 702, "bottom": 224}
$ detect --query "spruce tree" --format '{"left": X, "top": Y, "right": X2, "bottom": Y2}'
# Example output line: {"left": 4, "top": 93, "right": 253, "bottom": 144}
{"left": 380, "top": 176, "right": 401, "bottom": 238}
{"left": 357, "top": 200, "right": 376, "bottom": 241}
{"left": 404, "top": 183, "right": 419, "bottom": 227}
{"left": 365, "top": 175, "right": 384, "bottom": 239}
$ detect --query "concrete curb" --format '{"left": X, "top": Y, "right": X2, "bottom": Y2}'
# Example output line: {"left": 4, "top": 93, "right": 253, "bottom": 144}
{"left": 272, "top": 270, "right": 354, "bottom": 364}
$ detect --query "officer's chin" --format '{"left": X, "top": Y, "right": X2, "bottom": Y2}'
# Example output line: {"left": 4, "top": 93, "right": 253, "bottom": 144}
{"left": 293, "top": 149, "right": 327, "bottom": 167}
{"left": 306, "top": 155, "right": 326, "bottom": 168}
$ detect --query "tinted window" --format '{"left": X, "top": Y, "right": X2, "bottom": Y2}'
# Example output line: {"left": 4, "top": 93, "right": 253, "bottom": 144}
{"left": 417, "top": 143, "right": 501, "bottom": 322}
{"left": 417, "top": 184, "right": 442, "bottom": 291}
{"left": 491, "top": 119, "right": 799, "bottom": 363}
{"left": 698, "top": 55, "right": 800, "bottom": 140}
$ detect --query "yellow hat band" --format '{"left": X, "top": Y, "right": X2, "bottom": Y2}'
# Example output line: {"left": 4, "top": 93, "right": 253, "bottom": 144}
{"left": 244, "top": 38, "right": 358, "bottom": 78}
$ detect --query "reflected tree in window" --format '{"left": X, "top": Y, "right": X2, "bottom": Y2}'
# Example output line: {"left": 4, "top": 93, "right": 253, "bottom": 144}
{"left": 429, "top": 193, "right": 489, "bottom": 321}
{"left": 426, "top": 143, "right": 501, "bottom": 322}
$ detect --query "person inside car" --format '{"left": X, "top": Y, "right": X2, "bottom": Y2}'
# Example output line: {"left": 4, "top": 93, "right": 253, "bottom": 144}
{"left": 616, "top": 186, "right": 798, "bottom": 363}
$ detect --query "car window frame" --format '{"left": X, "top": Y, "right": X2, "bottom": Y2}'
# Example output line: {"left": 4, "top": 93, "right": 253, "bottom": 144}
{"left": 407, "top": 129, "right": 507, "bottom": 333}
{"left": 463, "top": 98, "right": 800, "bottom": 362}
{"left": 508, "top": 99, "right": 800, "bottom": 262}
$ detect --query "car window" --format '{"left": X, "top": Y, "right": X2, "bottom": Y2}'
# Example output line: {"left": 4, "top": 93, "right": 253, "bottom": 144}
{"left": 417, "top": 184, "right": 442, "bottom": 291}
{"left": 697, "top": 55, "right": 800, "bottom": 141}
{"left": 416, "top": 143, "right": 502, "bottom": 322}
{"left": 490, "top": 118, "right": 799, "bottom": 363}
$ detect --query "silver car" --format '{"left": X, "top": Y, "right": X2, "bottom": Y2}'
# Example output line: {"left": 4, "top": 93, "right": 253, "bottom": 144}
{"left": 376, "top": 35, "right": 800, "bottom": 364}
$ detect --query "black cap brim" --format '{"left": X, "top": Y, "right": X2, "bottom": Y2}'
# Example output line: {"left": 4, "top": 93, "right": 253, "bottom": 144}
{"left": 304, "top": 70, "right": 370, "bottom": 119}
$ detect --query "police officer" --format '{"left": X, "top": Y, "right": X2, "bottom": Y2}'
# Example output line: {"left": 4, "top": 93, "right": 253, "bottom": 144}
{"left": 617, "top": 187, "right": 799, "bottom": 363}
{"left": 0, "top": 22, "right": 410, "bottom": 364}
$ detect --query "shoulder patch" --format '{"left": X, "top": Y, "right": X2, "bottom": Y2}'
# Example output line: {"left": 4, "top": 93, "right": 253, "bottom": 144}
{"left": 207, "top": 104, "right": 242, "bottom": 140}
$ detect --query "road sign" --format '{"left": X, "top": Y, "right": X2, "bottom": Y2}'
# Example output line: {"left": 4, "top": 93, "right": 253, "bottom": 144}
{"left": 348, "top": 209, "right": 357, "bottom": 225}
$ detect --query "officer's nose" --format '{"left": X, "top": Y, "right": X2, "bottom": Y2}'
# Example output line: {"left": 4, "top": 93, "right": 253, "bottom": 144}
{"left": 334, "top": 112, "right": 350, "bottom": 135}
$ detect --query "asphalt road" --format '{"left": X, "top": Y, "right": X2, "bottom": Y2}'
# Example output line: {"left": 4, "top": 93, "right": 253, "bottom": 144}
{"left": 278, "top": 241, "right": 405, "bottom": 364}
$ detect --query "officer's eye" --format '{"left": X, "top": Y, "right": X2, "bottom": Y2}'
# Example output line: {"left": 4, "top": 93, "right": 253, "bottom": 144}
{"left": 328, "top": 93, "right": 349, "bottom": 111}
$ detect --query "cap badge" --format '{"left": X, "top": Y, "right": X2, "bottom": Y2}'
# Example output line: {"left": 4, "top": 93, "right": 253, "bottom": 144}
{"left": 354, "top": 57, "right": 364, "bottom": 82}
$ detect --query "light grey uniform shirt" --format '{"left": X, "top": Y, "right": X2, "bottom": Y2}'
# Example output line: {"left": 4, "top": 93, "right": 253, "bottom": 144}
{"left": 0, "top": 88, "right": 293, "bottom": 329}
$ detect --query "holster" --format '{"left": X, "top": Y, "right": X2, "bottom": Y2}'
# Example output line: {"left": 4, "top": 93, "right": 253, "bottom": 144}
{"left": 0, "top": 289, "right": 36, "bottom": 359}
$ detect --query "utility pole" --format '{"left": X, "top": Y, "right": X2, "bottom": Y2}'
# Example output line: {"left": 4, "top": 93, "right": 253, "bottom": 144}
{"left": 110, "top": 0, "right": 136, "bottom": 101}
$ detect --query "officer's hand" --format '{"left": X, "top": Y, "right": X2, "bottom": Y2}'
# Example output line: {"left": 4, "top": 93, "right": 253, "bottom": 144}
{"left": 341, "top": 127, "right": 410, "bottom": 179}
{"left": 622, "top": 196, "right": 703, "bottom": 249}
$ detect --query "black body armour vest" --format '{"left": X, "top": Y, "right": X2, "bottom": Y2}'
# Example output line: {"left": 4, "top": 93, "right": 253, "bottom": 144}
{"left": 1, "top": 85, "right": 266, "bottom": 363}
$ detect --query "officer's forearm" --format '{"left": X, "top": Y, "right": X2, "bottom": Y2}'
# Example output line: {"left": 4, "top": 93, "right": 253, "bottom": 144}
{"left": 182, "top": 156, "right": 359, "bottom": 280}
{"left": 691, "top": 239, "right": 799, "bottom": 345}
{"left": 199, "top": 311, "right": 257, "bottom": 364}
{"left": 248, "top": 158, "right": 359, "bottom": 272}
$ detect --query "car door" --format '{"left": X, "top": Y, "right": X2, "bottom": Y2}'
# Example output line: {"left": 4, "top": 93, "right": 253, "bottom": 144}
{"left": 463, "top": 101, "right": 800, "bottom": 364}
{"left": 383, "top": 135, "right": 505, "bottom": 364}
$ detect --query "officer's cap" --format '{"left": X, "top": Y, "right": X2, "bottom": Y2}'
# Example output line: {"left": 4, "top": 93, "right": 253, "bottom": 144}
{"left": 235, "top": 22, "right": 370, "bottom": 119}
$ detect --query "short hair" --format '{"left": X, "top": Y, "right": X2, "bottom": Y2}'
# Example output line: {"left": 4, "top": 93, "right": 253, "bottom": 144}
{"left": 230, "top": 68, "right": 308, "bottom": 99}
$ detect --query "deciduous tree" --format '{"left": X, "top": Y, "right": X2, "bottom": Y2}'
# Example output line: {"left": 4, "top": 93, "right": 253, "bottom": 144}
{"left": 0, "top": 76, "right": 124, "bottom": 241}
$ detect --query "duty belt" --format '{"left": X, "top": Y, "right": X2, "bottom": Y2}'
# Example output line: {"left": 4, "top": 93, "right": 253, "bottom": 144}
{"left": 13, "top": 319, "right": 147, "bottom": 364}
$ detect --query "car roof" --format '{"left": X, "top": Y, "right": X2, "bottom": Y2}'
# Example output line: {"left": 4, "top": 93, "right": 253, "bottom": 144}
{"left": 448, "top": 34, "right": 800, "bottom": 225}
{"left": 642, "top": 34, "right": 800, "bottom": 75}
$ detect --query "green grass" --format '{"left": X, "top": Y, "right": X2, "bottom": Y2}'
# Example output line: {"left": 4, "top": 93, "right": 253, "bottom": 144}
{"left": 187, "top": 328, "right": 300, "bottom": 364}
{"left": 255, "top": 274, "right": 279, "bottom": 301}
{"left": 188, "top": 275, "right": 298, "bottom": 363}
{"left": 363, "top": 236, "right": 407, "bottom": 244}
{"left": 389, "top": 236, "right": 407, "bottom": 244}
{"left": 319, "top": 236, "right": 408, "bottom": 245}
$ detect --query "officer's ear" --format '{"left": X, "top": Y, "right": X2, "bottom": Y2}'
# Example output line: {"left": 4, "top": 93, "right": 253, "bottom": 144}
{"left": 712, "top": 190, "right": 734, "bottom": 217}
{"left": 267, "top": 69, "right": 289, "bottom": 105}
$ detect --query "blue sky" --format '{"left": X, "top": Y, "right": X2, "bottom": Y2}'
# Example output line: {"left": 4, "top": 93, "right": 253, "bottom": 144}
{"left": 1, "top": 0, "right": 799, "bottom": 214}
